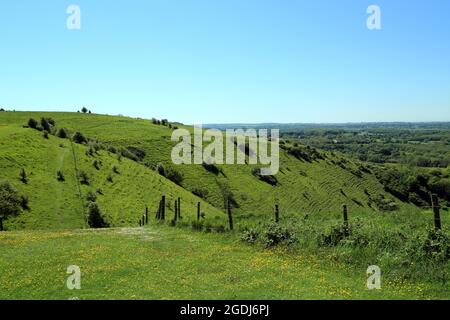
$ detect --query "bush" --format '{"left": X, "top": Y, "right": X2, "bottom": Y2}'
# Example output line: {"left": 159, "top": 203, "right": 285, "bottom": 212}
{"left": 78, "top": 171, "right": 89, "bottom": 185}
{"left": 19, "top": 168, "right": 27, "bottom": 183}
{"left": 202, "top": 162, "right": 221, "bottom": 175}
{"left": 81, "top": 107, "right": 88, "bottom": 113}
{"left": 20, "top": 195, "right": 29, "bottom": 210}
{"left": 57, "top": 170, "right": 65, "bottom": 181}
{"left": 27, "top": 118, "right": 38, "bottom": 129}
{"left": 87, "top": 202, "right": 109, "bottom": 228}
{"left": 56, "top": 128, "right": 68, "bottom": 139}
{"left": 156, "top": 163, "right": 166, "bottom": 176}
{"left": 112, "top": 165, "right": 119, "bottom": 174}
{"left": 40, "top": 118, "right": 52, "bottom": 132}
{"left": 106, "top": 174, "right": 113, "bottom": 183}
{"left": 251, "top": 168, "right": 278, "bottom": 186}
{"left": 72, "top": 132, "right": 87, "bottom": 144}
{"left": 42, "top": 131, "right": 49, "bottom": 139}
{"left": 192, "top": 187, "right": 209, "bottom": 199}
{"left": 86, "top": 191, "right": 97, "bottom": 202}
{"left": 241, "top": 228, "right": 260, "bottom": 244}
{"left": 165, "top": 167, "right": 184, "bottom": 185}
{"left": 261, "top": 223, "right": 298, "bottom": 247}
{"left": 126, "top": 146, "right": 146, "bottom": 161}
{"left": 93, "top": 159, "right": 100, "bottom": 170}
{"left": 0, "top": 181, "right": 21, "bottom": 218}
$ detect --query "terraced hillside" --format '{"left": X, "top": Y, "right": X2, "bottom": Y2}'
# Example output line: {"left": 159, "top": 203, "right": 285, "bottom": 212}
{"left": 0, "top": 111, "right": 417, "bottom": 230}
{"left": 0, "top": 117, "right": 226, "bottom": 230}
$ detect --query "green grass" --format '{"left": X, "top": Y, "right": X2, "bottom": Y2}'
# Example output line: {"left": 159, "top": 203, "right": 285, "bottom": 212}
{"left": 0, "top": 223, "right": 446, "bottom": 300}
{"left": 0, "top": 111, "right": 417, "bottom": 228}
{"left": 1, "top": 111, "right": 448, "bottom": 300}
{"left": 0, "top": 119, "right": 226, "bottom": 230}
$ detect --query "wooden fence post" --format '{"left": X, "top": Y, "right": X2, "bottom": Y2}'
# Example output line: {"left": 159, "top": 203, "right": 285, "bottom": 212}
{"left": 156, "top": 200, "right": 161, "bottom": 220}
{"left": 174, "top": 200, "right": 178, "bottom": 223}
{"left": 145, "top": 206, "right": 148, "bottom": 224}
{"left": 142, "top": 215, "right": 145, "bottom": 226}
{"left": 0, "top": 217, "right": 3, "bottom": 231}
{"left": 178, "top": 197, "right": 181, "bottom": 219}
{"left": 343, "top": 205, "right": 349, "bottom": 236}
{"left": 161, "top": 195, "right": 166, "bottom": 221}
{"left": 228, "top": 199, "right": 233, "bottom": 231}
{"left": 431, "top": 194, "right": 442, "bottom": 231}
{"left": 197, "top": 202, "right": 201, "bottom": 223}
{"left": 139, "top": 219, "right": 142, "bottom": 227}
{"left": 275, "top": 204, "right": 279, "bottom": 223}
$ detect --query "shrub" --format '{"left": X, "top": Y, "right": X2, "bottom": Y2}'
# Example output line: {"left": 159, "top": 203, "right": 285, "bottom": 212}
{"left": 20, "top": 195, "right": 29, "bottom": 210}
{"left": 192, "top": 187, "right": 209, "bottom": 199}
{"left": 19, "top": 168, "right": 27, "bottom": 183}
{"left": 93, "top": 159, "right": 100, "bottom": 170}
{"left": 165, "top": 167, "right": 184, "bottom": 185}
{"left": 72, "top": 132, "right": 87, "bottom": 144}
{"left": 86, "top": 191, "right": 97, "bottom": 202}
{"left": 27, "top": 118, "right": 38, "bottom": 129}
{"left": 81, "top": 107, "right": 88, "bottom": 113}
{"left": 0, "top": 108, "right": 4, "bottom": 112}
{"left": 202, "top": 162, "right": 221, "bottom": 175}
{"left": 261, "top": 223, "right": 298, "bottom": 247}
{"left": 0, "top": 181, "right": 21, "bottom": 218}
{"left": 241, "top": 228, "right": 260, "bottom": 244}
{"left": 126, "top": 146, "right": 146, "bottom": 161}
{"left": 42, "top": 131, "right": 49, "bottom": 139}
{"left": 87, "top": 202, "right": 109, "bottom": 228}
{"left": 78, "top": 171, "right": 89, "bottom": 185}
{"left": 40, "top": 118, "right": 51, "bottom": 132}
{"left": 56, "top": 128, "right": 68, "bottom": 139}
{"left": 96, "top": 188, "right": 103, "bottom": 195}
{"left": 106, "top": 174, "right": 113, "bottom": 183}
{"left": 156, "top": 163, "right": 166, "bottom": 176}
{"left": 57, "top": 170, "right": 65, "bottom": 181}
{"left": 251, "top": 168, "right": 278, "bottom": 186}
{"left": 112, "top": 164, "right": 119, "bottom": 174}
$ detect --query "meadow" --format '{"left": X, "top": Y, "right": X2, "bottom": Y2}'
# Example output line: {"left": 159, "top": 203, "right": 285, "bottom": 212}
{"left": 0, "top": 110, "right": 449, "bottom": 299}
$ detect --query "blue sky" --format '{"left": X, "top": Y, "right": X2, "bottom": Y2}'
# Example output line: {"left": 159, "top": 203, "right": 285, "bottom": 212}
{"left": 0, "top": 0, "right": 449, "bottom": 124}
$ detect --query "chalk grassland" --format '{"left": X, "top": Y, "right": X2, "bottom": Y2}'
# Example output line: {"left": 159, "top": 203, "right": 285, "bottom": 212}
{"left": 0, "top": 119, "right": 226, "bottom": 230}
{"left": 0, "top": 111, "right": 417, "bottom": 230}
{"left": 0, "top": 224, "right": 446, "bottom": 300}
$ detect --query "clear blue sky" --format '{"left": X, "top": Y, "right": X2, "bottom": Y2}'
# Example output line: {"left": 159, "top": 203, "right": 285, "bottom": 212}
{"left": 1, "top": 0, "right": 449, "bottom": 124}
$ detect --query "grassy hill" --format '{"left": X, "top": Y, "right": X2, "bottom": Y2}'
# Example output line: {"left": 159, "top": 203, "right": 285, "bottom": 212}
{"left": 0, "top": 114, "right": 226, "bottom": 230}
{"left": 0, "top": 111, "right": 417, "bottom": 230}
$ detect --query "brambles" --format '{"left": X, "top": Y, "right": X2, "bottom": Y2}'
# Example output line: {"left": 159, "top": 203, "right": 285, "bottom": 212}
{"left": 241, "top": 223, "right": 298, "bottom": 248}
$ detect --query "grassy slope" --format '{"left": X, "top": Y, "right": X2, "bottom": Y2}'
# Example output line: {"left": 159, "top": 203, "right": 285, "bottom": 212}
{"left": 0, "top": 120, "right": 226, "bottom": 230}
{"left": 0, "top": 111, "right": 417, "bottom": 229}
{"left": 0, "top": 224, "right": 444, "bottom": 300}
